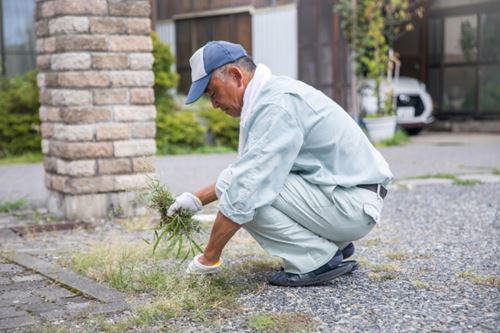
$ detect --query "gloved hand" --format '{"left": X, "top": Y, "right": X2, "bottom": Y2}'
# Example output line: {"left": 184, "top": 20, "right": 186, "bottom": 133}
{"left": 186, "top": 254, "right": 223, "bottom": 275}
{"left": 167, "top": 192, "right": 203, "bottom": 217}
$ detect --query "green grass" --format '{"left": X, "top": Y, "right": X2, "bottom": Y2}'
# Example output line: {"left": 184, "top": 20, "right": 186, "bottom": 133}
{"left": 384, "top": 251, "right": 411, "bottom": 261}
{"left": 411, "top": 280, "right": 430, "bottom": 289}
{"left": 0, "top": 152, "right": 43, "bottom": 165}
{"left": 413, "top": 173, "right": 481, "bottom": 186}
{"left": 360, "top": 237, "right": 383, "bottom": 246}
{"left": 357, "top": 257, "right": 400, "bottom": 282}
{"left": 60, "top": 235, "right": 278, "bottom": 329}
{"left": 157, "top": 144, "right": 235, "bottom": 155}
{"left": 376, "top": 130, "right": 410, "bottom": 147}
{"left": 457, "top": 271, "right": 500, "bottom": 286}
{"left": 493, "top": 167, "right": 500, "bottom": 175}
{"left": 0, "top": 199, "right": 27, "bottom": 213}
{"left": 247, "top": 313, "right": 316, "bottom": 332}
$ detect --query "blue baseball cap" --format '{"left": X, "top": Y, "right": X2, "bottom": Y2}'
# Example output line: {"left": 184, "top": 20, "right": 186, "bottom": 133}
{"left": 185, "top": 41, "right": 247, "bottom": 104}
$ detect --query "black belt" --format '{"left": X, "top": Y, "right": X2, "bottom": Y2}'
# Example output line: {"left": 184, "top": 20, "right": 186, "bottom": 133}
{"left": 357, "top": 184, "right": 388, "bottom": 199}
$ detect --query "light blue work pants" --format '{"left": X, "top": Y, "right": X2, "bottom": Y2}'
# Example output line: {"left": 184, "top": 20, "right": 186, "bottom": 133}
{"left": 216, "top": 170, "right": 384, "bottom": 274}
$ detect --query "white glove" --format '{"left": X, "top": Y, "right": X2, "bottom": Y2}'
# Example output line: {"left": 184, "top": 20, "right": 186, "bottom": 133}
{"left": 186, "top": 254, "right": 223, "bottom": 275}
{"left": 167, "top": 192, "right": 203, "bottom": 217}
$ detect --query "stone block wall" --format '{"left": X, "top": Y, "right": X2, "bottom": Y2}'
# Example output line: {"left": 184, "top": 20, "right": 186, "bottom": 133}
{"left": 36, "top": 0, "right": 156, "bottom": 220}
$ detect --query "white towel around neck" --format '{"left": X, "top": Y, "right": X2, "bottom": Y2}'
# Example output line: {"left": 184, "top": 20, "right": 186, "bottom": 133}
{"left": 238, "top": 64, "right": 272, "bottom": 155}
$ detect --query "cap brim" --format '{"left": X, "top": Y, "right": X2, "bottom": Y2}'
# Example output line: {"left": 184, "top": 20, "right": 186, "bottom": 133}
{"left": 185, "top": 73, "right": 212, "bottom": 104}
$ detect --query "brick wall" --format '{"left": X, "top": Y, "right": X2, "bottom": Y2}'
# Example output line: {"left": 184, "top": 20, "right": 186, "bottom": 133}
{"left": 36, "top": 0, "right": 156, "bottom": 220}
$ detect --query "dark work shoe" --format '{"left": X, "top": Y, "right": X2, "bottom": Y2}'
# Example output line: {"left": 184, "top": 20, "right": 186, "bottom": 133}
{"left": 341, "top": 243, "right": 355, "bottom": 260}
{"left": 269, "top": 250, "right": 355, "bottom": 287}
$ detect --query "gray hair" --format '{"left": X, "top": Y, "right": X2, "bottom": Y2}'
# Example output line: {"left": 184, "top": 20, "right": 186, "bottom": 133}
{"left": 213, "top": 56, "right": 256, "bottom": 80}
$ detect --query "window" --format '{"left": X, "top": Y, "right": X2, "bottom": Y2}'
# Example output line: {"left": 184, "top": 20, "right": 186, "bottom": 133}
{"left": 1, "top": 0, "right": 37, "bottom": 77}
{"left": 427, "top": 3, "right": 500, "bottom": 116}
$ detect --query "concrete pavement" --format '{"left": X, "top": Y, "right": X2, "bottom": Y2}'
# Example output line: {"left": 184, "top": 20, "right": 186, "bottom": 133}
{"left": 0, "top": 132, "right": 499, "bottom": 207}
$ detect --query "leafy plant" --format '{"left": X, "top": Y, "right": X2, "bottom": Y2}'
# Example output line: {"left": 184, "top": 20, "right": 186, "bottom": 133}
{"left": 0, "top": 70, "right": 40, "bottom": 157}
{"left": 156, "top": 111, "right": 205, "bottom": 154}
{"left": 142, "top": 178, "right": 203, "bottom": 260}
{"left": 335, "top": 0, "right": 424, "bottom": 116}
{"left": 0, "top": 199, "right": 27, "bottom": 213}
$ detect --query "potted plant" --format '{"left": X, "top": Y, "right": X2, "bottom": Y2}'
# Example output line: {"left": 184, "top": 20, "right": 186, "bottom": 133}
{"left": 335, "top": 0, "right": 424, "bottom": 142}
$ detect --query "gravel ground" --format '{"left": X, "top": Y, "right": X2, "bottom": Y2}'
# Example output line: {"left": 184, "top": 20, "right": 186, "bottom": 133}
{"left": 168, "top": 182, "right": 499, "bottom": 332}
{"left": 2, "top": 182, "right": 499, "bottom": 332}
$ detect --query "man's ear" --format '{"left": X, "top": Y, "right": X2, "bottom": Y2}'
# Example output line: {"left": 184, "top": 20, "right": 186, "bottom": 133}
{"left": 228, "top": 66, "right": 244, "bottom": 86}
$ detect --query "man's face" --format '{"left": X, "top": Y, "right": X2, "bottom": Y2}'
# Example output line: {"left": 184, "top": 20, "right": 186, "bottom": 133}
{"left": 205, "top": 69, "right": 244, "bottom": 118}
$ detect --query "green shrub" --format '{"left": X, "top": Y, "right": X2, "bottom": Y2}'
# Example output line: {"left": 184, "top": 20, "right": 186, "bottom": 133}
{"left": 151, "top": 32, "right": 179, "bottom": 102}
{"left": 156, "top": 111, "right": 205, "bottom": 154}
{"left": 198, "top": 99, "right": 240, "bottom": 150}
{"left": 0, "top": 71, "right": 40, "bottom": 157}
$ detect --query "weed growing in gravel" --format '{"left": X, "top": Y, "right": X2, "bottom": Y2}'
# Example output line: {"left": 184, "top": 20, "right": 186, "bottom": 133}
{"left": 457, "top": 271, "right": 500, "bottom": 286}
{"left": 368, "top": 272, "right": 398, "bottom": 281}
{"left": 0, "top": 198, "right": 26, "bottom": 213}
{"left": 411, "top": 280, "right": 430, "bottom": 289}
{"left": 247, "top": 313, "right": 317, "bottom": 332}
{"left": 384, "top": 251, "right": 411, "bottom": 261}
{"left": 61, "top": 235, "right": 282, "bottom": 330}
{"left": 357, "top": 257, "right": 400, "bottom": 282}
{"left": 360, "top": 237, "right": 383, "bottom": 246}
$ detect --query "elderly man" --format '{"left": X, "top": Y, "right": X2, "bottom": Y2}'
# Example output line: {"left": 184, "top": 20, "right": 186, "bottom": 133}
{"left": 167, "top": 41, "right": 393, "bottom": 287}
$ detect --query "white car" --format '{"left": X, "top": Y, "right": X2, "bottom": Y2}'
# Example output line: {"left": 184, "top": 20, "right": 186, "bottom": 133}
{"left": 359, "top": 77, "right": 434, "bottom": 135}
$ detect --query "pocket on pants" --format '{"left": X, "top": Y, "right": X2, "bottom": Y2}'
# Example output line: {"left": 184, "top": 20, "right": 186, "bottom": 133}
{"left": 363, "top": 203, "right": 381, "bottom": 224}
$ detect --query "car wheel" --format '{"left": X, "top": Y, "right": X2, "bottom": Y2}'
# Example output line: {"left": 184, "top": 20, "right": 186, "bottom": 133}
{"left": 404, "top": 128, "right": 423, "bottom": 136}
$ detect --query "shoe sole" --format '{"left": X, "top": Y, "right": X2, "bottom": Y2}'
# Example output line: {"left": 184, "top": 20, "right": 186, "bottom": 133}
{"left": 269, "top": 261, "right": 355, "bottom": 287}
{"left": 342, "top": 260, "right": 359, "bottom": 273}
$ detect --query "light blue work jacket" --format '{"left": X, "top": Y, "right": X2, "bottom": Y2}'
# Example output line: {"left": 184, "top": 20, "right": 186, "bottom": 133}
{"left": 218, "top": 76, "right": 393, "bottom": 224}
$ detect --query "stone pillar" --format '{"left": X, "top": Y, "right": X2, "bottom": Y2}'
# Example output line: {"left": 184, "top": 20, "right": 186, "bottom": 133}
{"left": 35, "top": 0, "right": 156, "bottom": 220}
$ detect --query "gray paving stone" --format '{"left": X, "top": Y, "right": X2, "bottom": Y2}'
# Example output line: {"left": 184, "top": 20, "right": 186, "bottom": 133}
{"left": 0, "top": 307, "right": 26, "bottom": 319}
{"left": 0, "top": 264, "right": 22, "bottom": 274}
{"left": 0, "top": 315, "right": 37, "bottom": 330}
{"left": 0, "top": 291, "right": 31, "bottom": 301}
{"left": 47, "top": 270, "right": 126, "bottom": 303}
{"left": 92, "top": 301, "right": 129, "bottom": 316}
{"left": 23, "top": 301, "right": 60, "bottom": 315}
{"left": 32, "top": 286, "right": 75, "bottom": 303}
{"left": 0, "top": 277, "right": 10, "bottom": 285}
{"left": 2, "top": 253, "right": 61, "bottom": 275}
{"left": 11, "top": 274, "right": 45, "bottom": 283}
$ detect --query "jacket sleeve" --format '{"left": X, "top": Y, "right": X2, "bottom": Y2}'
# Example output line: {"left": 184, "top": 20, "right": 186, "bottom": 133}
{"left": 217, "top": 104, "right": 304, "bottom": 224}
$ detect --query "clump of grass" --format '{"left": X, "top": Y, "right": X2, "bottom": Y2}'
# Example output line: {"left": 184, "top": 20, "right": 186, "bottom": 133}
{"left": 141, "top": 178, "right": 203, "bottom": 260}
{"left": 247, "top": 313, "right": 316, "bottom": 332}
{"left": 493, "top": 167, "right": 500, "bottom": 175}
{"left": 411, "top": 280, "right": 430, "bottom": 289}
{"left": 457, "top": 271, "right": 500, "bottom": 286}
{"left": 453, "top": 178, "right": 481, "bottom": 186}
{"left": 385, "top": 251, "right": 411, "bottom": 261}
{"left": 0, "top": 199, "right": 26, "bottom": 213}
{"left": 376, "top": 130, "right": 410, "bottom": 147}
{"left": 360, "top": 237, "right": 383, "bottom": 246}
{"left": 413, "top": 173, "right": 481, "bottom": 186}
{"left": 368, "top": 272, "right": 398, "bottom": 281}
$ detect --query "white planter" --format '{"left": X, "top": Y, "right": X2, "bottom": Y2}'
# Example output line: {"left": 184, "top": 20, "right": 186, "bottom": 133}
{"left": 363, "top": 116, "right": 397, "bottom": 143}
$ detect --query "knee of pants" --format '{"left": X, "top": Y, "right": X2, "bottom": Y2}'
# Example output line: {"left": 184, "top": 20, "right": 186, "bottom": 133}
{"left": 215, "top": 168, "right": 232, "bottom": 199}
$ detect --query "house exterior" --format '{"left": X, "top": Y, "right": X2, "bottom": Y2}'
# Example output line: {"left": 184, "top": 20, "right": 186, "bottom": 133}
{"left": 1, "top": 0, "right": 499, "bottom": 130}
{"left": 153, "top": 0, "right": 354, "bottom": 114}
{"left": 394, "top": 0, "right": 500, "bottom": 130}
{"left": 153, "top": 0, "right": 500, "bottom": 131}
